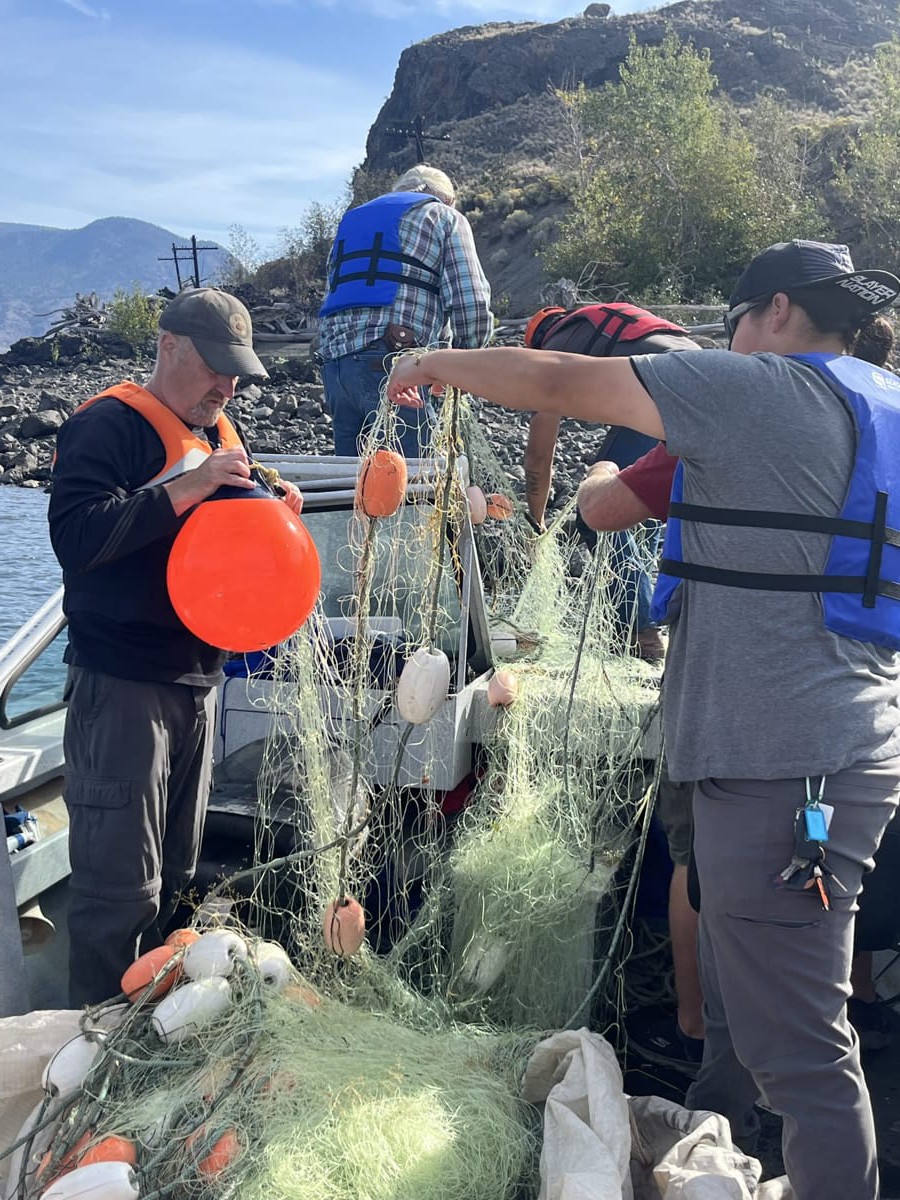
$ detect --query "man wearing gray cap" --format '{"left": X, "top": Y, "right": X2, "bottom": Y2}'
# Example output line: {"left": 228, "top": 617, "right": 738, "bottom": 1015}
{"left": 387, "top": 241, "right": 900, "bottom": 1199}
{"left": 49, "top": 287, "right": 302, "bottom": 1006}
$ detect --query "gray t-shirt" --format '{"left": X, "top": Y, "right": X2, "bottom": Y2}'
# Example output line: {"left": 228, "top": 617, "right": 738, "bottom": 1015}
{"left": 632, "top": 348, "right": 900, "bottom": 782}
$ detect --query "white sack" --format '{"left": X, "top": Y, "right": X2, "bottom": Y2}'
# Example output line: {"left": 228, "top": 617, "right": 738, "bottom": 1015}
{"left": 524, "top": 1029, "right": 795, "bottom": 1200}
{"left": 523, "top": 1027, "right": 633, "bottom": 1200}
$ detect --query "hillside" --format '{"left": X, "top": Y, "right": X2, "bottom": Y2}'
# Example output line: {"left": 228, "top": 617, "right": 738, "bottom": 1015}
{"left": 355, "top": 0, "right": 899, "bottom": 310}
{"left": 0, "top": 218, "right": 229, "bottom": 350}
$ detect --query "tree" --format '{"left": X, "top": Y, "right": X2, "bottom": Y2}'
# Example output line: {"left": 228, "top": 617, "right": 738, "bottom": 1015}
{"left": 743, "top": 92, "right": 825, "bottom": 243}
{"left": 834, "top": 37, "right": 900, "bottom": 261}
{"left": 217, "top": 224, "right": 263, "bottom": 288}
{"left": 279, "top": 201, "right": 343, "bottom": 299}
{"left": 545, "top": 34, "right": 823, "bottom": 301}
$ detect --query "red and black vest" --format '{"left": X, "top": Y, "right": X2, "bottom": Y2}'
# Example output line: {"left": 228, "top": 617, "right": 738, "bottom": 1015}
{"left": 525, "top": 302, "right": 692, "bottom": 357}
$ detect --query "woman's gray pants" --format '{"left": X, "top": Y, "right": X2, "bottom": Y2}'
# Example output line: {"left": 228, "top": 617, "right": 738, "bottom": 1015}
{"left": 685, "top": 764, "right": 900, "bottom": 1200}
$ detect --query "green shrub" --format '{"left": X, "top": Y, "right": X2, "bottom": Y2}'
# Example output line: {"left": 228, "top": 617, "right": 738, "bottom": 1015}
{"left": 833, "top": 37, "right": 900, "bottom": 259}
{"left": 544, "top": 33, "right": 825, "bottom": 300}
{"left": 502, "top": 209, "right": 534, "bottom": 237}
{"left": 106, "top": 285, "right": 162, "bottom": 355}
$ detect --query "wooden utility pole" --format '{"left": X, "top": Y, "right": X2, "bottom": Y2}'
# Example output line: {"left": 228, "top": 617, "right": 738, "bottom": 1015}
{"left": 384, "top": 114, "right": 451, "bottom": 164}
{"left": 158, "top": 235, "right": 220, "bottom": 289}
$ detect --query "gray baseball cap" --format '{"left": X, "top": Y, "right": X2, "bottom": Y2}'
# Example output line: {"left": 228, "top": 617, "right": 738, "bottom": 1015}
{"left": 158, "top": 287, "right": 269, "bottom": 378}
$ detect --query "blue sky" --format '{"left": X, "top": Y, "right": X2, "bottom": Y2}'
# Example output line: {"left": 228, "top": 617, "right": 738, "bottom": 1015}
{"left": 1, "top": 0, "right": 655, "bottom": 255}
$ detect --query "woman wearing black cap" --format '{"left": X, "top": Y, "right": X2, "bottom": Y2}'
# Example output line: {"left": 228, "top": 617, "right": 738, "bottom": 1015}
{"left": 388, "top": 241, "right": 900, "bottom": 1200}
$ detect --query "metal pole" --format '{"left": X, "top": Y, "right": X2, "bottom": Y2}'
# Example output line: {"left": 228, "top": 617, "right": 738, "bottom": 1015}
{"left": 0, "top": 847, "right": 29, "bottom": 1015}
{"left": 191, "top": 235, "right": 201, "bottom": 288}
{"left": 172, "top": 244, "right": 183, "bottom": 290}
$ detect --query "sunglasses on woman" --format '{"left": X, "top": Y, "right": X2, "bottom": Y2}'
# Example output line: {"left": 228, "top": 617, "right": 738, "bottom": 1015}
{"left": 723, "top": 297, "right": 769, "bottom": 344}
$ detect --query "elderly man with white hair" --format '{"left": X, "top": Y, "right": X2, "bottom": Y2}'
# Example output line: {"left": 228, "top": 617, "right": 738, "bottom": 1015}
{"left": 317, "top": 164, "right": 493, "bottom": 458}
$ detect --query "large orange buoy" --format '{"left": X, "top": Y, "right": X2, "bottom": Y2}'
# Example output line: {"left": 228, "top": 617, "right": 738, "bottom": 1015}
{"left": 357, "top": 449, "right": 408, "bottom": 518}
{"left": 167, "top": 487, "right": 321, "bottom": 653}
{"left": 121, "top": 945, "right": 178, "bottom": 1004}
{"left": 323, "top": 897, "right": 366, "bottom": 957}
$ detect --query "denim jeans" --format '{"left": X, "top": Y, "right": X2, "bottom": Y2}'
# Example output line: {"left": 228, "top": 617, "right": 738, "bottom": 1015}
{"left": 575, "top": 425, "right": 663, "bottom": 636}
{"left": 321, "top": 350, "right": 436, "bottom": 459}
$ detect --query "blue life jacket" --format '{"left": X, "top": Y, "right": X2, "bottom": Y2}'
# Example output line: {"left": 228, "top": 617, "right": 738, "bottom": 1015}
{"left": 319, "top": 192, "right": 442, "bottom": 318}
{"left": 651, "top": 353, "right": 900, "bottom": 650}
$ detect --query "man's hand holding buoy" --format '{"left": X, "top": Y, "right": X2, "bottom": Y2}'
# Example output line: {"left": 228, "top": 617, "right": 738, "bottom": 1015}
{"left": 165, "top": 447, "right": 255, "bottom": 516}
{"left": 278, "top": 480, "right": 304, "bottom": 516}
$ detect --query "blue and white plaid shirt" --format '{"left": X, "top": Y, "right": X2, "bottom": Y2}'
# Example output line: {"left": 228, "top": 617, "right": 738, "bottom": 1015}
{"left": 318, "top": 198, "right": 493, "bottom": 362}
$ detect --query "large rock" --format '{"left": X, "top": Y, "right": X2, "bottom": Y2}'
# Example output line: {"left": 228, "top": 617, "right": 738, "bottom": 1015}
{"left": 0, "top": 447, "right": 39, "bottom": 484}
{"left": 38, "top": 390, "right": 76, "bottom": 413}
{"left": 18, "top": 410, "right": 66, "bottom": 439}
{"left": 366, "top": 0, "right": 896, "bottom": 154}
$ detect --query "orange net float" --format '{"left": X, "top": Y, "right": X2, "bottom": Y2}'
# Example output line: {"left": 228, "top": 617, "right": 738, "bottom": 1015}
{"left": 323, "top": 896, "right": 366, "bottom": 956}
{"left": 487, "top": 668, "right": 519, "bottom": 708}
{"left": 37, "top": 1134, "right": 91, "bottom": 1186}
{"left": 465, "top": 485, "right": 488, "bottom": 525}
{"left": 167, "top": 484, "right": 321, "bottom": 653}
{"left": 164, "top": 928, "right": 201, "bottom": 951}
{"left": 121, "top": 945, "right": 179, "bottom": 1004}
{"left": 485, "top": 493, "right": 515, "bottom": 520}
{"left": 357, "top": 449, "right": 408, "bottom": 518}
{"left": 79, "top": 1138, "right": 138, "bottom": 1169}
{"left": 186, "top": 1128, "right": 242, "bottom": 1178}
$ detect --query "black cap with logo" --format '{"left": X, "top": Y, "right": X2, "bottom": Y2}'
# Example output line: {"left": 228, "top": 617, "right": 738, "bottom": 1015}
{"left": 158, "top": 287, "right": 268, "bottom": 378}
{"left": 728, "top": 241, "right": 900, "bottom": 319}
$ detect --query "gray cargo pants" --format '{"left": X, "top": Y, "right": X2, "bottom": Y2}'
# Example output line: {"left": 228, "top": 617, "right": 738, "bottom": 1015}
{"left": 63, "top": 667, "right": 216, "bottom": 1007}
{"left": 684, "top": 764, "right": 900, "bottom": 1200}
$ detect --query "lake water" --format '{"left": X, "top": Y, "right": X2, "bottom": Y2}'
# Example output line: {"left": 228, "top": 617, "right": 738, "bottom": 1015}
{"left": 0, "top": 486, "right": 65, "bottom": 721}
{"left": 0, "top": 487, "right": 60, "bottom": 642}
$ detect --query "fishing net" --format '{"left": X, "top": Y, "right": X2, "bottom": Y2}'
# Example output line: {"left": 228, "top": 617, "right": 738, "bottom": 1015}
{"left": 2, "top": 375, "right": 663, "bottom": 1200}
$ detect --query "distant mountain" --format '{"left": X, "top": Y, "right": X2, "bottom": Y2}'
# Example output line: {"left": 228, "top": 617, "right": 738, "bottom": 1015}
{"left": 0, "top": 217, "right": 231, "bottom": 350}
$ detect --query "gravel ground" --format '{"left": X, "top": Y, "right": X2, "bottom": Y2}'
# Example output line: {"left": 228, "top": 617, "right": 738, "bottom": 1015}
{"left": 0, "top": 338, "right": 605, "bottom": 509}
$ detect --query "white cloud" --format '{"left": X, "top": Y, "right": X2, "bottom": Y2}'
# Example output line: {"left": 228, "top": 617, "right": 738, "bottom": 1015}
{"left": 0, "top": 17, "right": 379, "bottom": 248}
{"left": 59, "top": 0, "right": 105, "bottom": 17}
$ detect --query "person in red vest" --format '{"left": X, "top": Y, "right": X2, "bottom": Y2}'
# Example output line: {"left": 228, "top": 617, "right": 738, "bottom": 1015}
{"left": 49, "top": 288, "right": 302, "bottom": 1007}
{"left": 522, "top": 303, "right": 699, "bottom": 661}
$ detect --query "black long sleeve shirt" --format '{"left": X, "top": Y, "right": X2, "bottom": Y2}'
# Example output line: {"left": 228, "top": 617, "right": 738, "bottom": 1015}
{"left": 49, "top": 395, "right": 227, "bottom": 686}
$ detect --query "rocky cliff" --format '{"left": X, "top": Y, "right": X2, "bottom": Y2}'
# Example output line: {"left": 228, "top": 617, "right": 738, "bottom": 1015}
{"left": 366, "top": 0, "right": 896, "bottom": 174}
{"left": 357, "top": 0, "right": 898, "bottom": 309}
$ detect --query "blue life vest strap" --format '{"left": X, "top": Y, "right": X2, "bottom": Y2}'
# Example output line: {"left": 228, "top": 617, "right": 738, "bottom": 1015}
{"left": 327, "top": 230, "right": 441, "bottom": 295}
{"left": 661, "top": 491, "right": 900, "bottom": 606}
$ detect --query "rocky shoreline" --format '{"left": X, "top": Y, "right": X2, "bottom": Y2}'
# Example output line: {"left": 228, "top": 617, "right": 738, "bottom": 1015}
{"left": 0, "top": 333, "right": 600, "bottom": 513}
